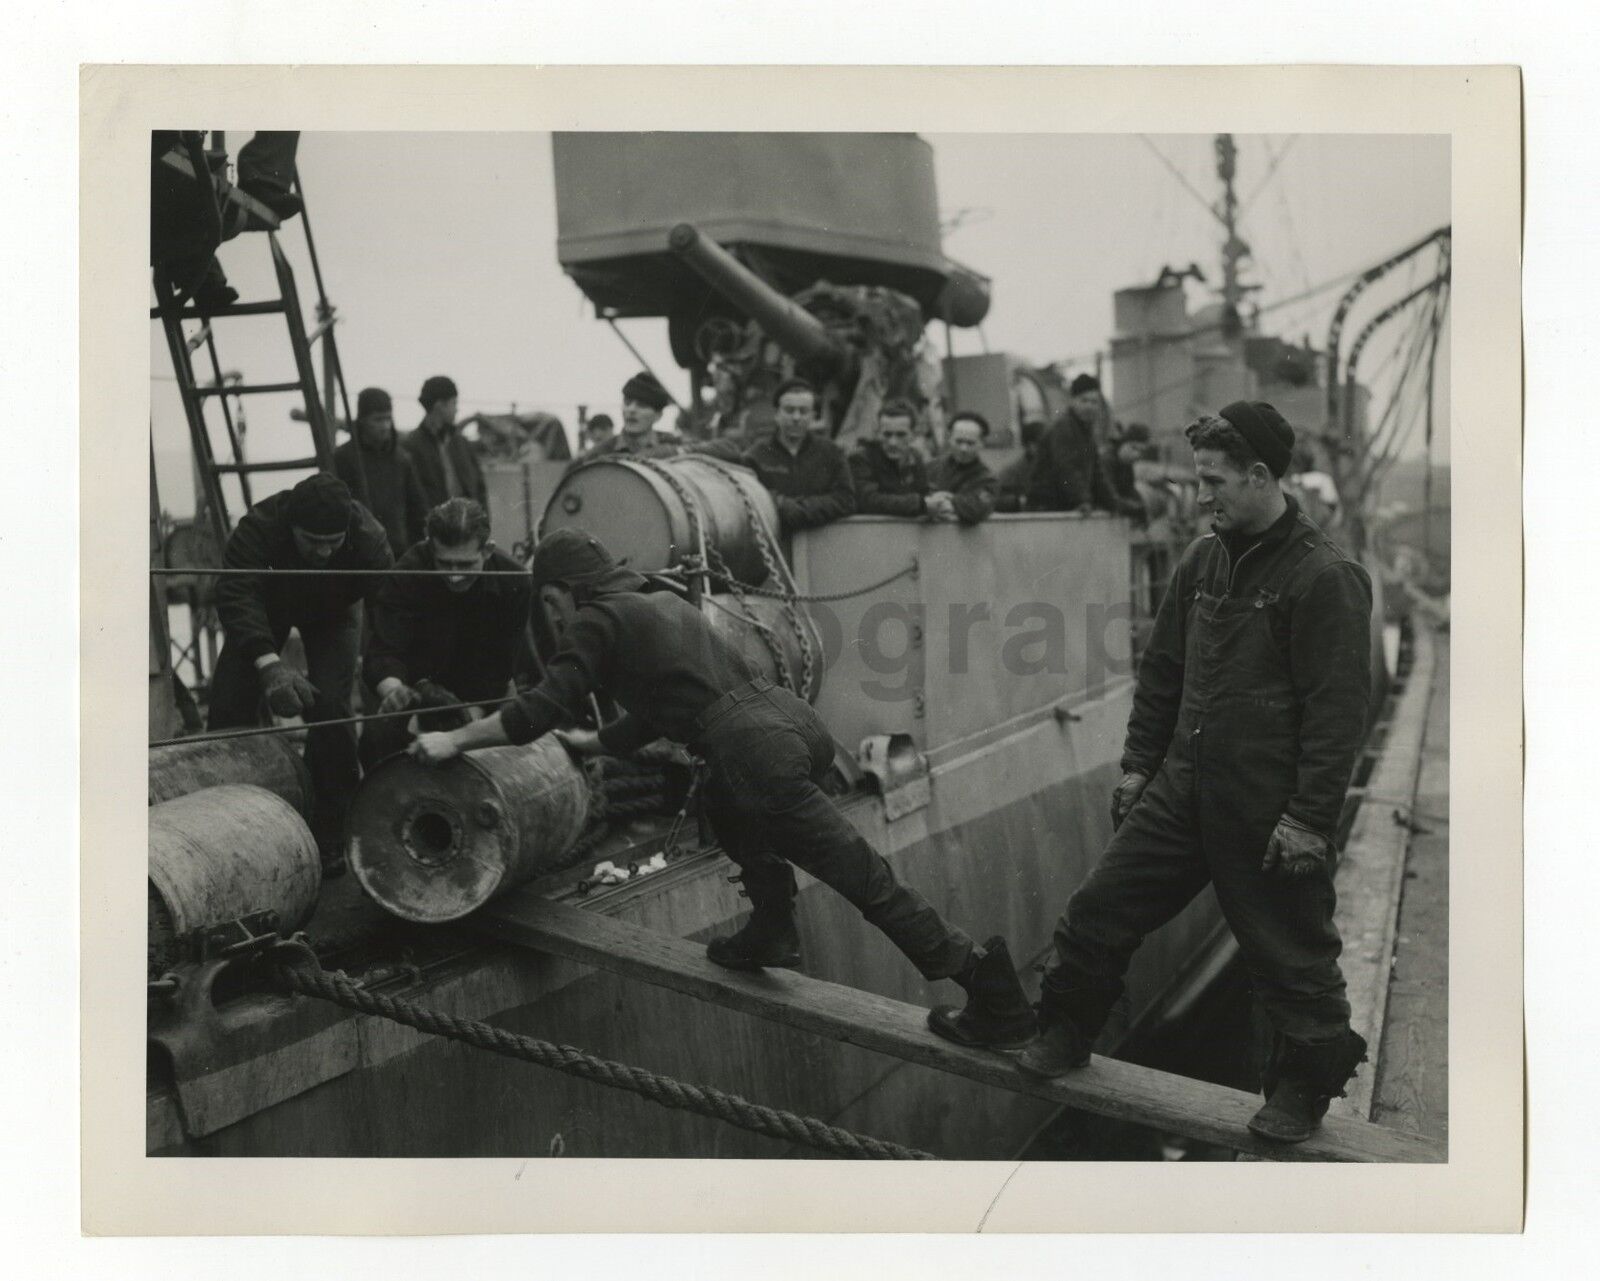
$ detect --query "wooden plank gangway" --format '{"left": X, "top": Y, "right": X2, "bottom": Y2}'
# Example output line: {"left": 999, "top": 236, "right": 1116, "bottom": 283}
{"left": 477, "top": 893, "right": 1446, "bottom": 1164}
{"left": 1332, "top": 618, "right": 1442, "bottom": 1124}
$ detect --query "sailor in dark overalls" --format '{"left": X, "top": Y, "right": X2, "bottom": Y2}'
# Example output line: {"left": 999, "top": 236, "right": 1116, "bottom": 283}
{"left": 408, "top": 529, "right": 1036, "bottom": 1046}
{"left": 996, "top": 402, "right": 1375, "bottom": 1142}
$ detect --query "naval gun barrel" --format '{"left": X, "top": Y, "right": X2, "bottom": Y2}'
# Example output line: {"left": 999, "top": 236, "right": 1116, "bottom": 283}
{"left": 669, "top": 222, "right": 847, "bottom": 372}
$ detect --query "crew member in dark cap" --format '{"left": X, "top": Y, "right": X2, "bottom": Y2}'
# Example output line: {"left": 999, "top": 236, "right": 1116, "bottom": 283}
{"left": 584, "top": 371, "right": 679, "bottom": 460}
{"left": 1007, "top": 400, "right": 1375, "bottom": 1145}
{"left": 334, "top": 386, "right": 429, "bottom": 555}
{"left": 403, "top": 375, "right": 487, "bottom": 509}
{"left": 207, "top": 473, "right": 394, "bottom": 870}
{"left": 1026, "top": 373, "right": 1123, "bottom": 514}
{"left": 409, "top": 528, "right": 1037, "bottom": 1048}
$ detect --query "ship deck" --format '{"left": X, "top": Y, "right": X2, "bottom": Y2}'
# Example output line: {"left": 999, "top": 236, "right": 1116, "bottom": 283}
{"left": 1369, "top": 622, "right": 1449, "bottom": 1143}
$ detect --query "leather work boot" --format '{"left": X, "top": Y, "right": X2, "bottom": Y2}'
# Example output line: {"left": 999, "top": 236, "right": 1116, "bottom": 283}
{"left": 1015, "top": 1016, "right": 1094, "bottom": 1079}
{"left": 706, "top": 897, "right": 802, "bottom": 971}
{"left": 1247, "top": 1029, "right": 1369, "bottom": 1143}
{"left": 927, "top": 936, "right": 1038, "bottom": 1050}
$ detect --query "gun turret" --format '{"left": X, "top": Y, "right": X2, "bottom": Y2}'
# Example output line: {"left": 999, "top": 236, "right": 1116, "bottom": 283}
{"left": 668, "top": 222, "right": 851, "bottom": 378}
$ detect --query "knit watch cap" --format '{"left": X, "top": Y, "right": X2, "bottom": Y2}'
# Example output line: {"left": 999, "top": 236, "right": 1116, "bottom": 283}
{"left": 1218, "top": 400, "right": 1295, "bottom": 477}
{"left": 622, "top": 370, "right": 671, "bottom": 411}
{"left": 356, "top": 386, "right": 392, "bottom": 419}
{"left": 286, "top": 472, "right": 353, "bottom": 534}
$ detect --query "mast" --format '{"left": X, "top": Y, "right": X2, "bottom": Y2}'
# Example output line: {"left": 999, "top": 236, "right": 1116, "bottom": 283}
{"left": 1213, "top": 134, "right": 1256, "bottom": 336}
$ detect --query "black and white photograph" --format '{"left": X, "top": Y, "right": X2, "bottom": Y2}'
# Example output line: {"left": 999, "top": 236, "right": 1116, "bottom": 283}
{"left": 72, "top": 61, "right": 1525, "bottom": 1239}
{"left": 143, "top": 124, "right": 1451, "bottom": 1159}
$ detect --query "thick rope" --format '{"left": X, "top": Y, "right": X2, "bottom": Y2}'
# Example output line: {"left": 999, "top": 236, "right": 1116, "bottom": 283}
{"left": 277, "top": 963, "right": 934, "bottom": 1160}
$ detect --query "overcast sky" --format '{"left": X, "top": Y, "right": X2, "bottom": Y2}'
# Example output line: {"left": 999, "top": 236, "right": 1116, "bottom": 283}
{"left": 150, "top": 131, "right": 1449, "bottom": 513}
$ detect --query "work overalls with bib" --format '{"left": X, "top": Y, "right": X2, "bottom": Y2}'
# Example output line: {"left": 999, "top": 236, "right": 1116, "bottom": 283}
{"left": 1044, "top": 506, "right": 1373, "bottom": 1044}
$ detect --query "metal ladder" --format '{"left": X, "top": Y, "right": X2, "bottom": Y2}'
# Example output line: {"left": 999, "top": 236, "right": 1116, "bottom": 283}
{"left": 149, "top": 137, "right": 362, "bottom": 551}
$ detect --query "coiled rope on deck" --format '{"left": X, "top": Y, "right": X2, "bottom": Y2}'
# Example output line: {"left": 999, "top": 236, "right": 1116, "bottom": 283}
{"left": 276, "top": 962, "right": 934, "bottom": 1160}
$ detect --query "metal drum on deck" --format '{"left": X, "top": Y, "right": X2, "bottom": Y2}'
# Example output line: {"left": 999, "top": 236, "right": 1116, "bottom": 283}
{"left": 148, "top": 734, "right": 313, "bottom": 817}
{"left": 704, "top": 592, "right": 818, "bottom": 701}
{"left": 348, "top": 737, "right": 591, "bottom": 924}
{"left": 542, "top": 455, "right": 779, "bottom": 587}
{"left": 148, "top": 785, "right": 322, "bottom": 946}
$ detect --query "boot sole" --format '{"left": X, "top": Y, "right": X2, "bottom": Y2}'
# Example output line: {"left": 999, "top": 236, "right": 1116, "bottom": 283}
{"left": 706, "top": 950, "right": 803, "bottom": 972}
{"left": 1245, "top": 1117, "right": 1317, "bottom": 1143}
{"left": 926, "top": 1008, "right": 1038, "bottom": 1051}
{"left": 1015, "top": 1055, "right": 1090, "bottom": 1080}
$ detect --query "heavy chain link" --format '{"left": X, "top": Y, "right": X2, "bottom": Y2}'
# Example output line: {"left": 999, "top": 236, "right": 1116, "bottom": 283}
{"left": 692, "top": 456, "right": 820, "bottom": 701}
{"left": 629, "top": 455, "right": 810, "bottom": 699}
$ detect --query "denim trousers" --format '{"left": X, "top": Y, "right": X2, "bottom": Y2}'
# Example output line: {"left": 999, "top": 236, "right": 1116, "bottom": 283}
{"left": 696, "top": 680, "right": 974, "bottom": 981}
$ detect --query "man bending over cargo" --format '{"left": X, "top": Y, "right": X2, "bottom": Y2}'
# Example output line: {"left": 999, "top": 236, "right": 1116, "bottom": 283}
{"left": 209, "top": 473, "right": 393, "bottom": 873}
{"left": 360, "top": 498, "right": 532, "bottom": 770}
{"left": 409, "top": 528, "right": 1033, "bottom": 1046}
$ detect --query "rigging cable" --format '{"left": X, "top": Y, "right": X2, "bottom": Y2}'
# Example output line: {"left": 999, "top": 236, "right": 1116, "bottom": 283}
{"left": 1136, "top": 135, "right": 1225, "bottom": 229}
{"left": 1362, "top": 287, "right": 1449, "bottom": 498}
{"left": 1240, "top": 135, "right": 1300, "bottom": 217}
{"left": 1353, "top": 283, "right": 1449, "bottom": 504}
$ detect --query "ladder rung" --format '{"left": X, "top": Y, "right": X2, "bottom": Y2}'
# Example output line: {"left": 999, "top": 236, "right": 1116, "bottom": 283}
{"left": 196, "top": 381, "right": 305, "bottom": 398}
{"left": 207, "top": 457, "right": 321, "bottom": 475}
{"left": 149, "top": 300, "right": 289, "bottom": 321}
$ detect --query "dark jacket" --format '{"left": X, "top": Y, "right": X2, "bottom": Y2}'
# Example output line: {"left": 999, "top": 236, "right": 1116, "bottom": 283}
{"left": 579, "top": 431, "right": 680, "bottom": 464}
{"left": 848, "top": 441, "right": 930, "bottom": 517}
{"left": 739, "top": 434, "right": 856, "bottom": 534}
{"left": 500, "top": 586, "right": 758, "bottom": 754}
{"left": 334, "top": 432, "right": 428, "bottom": 556}
{"left": 1122, "top": 497, "right": 1373, "bottom": 835}
{"left": 689, "top": 434, "right": 760, "bottom": 464}
{"left": 216, "top": 488, "right": 393, "bottom": 664}
{"left": 1027, "top": 412, "right": 1119, "bottom": 512}
{"left": 365, "top": 543, "right": 532, "bottom": 704}
{"left": 995, "top": 454, "right": 1034, "bottom": 512}
{"left": 402, "top": 422, "right": 487, "bottom": 509}
{"left": 926, "top": 453, "right": 998, "bottom": 525}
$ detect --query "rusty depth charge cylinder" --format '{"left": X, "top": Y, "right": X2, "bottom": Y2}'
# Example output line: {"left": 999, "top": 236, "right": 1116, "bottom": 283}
{"left": 148, "top": 785, "right": 322, "bottom": 966}
{"left": 148, "top": 734, "right": 312, "bottom": 817}
{"left": 542, "top": 455, "right": 780, "bottom": 587}
{"left": 347, "top": 737, "right": 591, "bottom": 924}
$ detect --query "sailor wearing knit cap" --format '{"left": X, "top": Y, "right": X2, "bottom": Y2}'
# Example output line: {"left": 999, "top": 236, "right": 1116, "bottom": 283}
{"left": 1005, "top": 400, "right": 1377, "bottom": 1145}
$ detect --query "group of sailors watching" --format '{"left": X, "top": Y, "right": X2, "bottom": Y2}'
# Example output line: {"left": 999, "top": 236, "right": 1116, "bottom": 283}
{"left": 566, "top": 368, "right": 1160, "bottom": 538}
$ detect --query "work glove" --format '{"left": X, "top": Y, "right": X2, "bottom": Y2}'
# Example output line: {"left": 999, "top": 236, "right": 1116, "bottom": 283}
{"left": 553, "top": 727, "right": 603, "bottom": 758}
{"left": 409, "top": 732, "right": 461, "bottom": 766}
{"left": 260, "top": 661, "right": 319, "bottom": 719}
{"left": 1262, "top": 815, "right": 1330, "bottom": 878}
{"left": 1110, "top": 770, "right": 1150, "bottom": 830}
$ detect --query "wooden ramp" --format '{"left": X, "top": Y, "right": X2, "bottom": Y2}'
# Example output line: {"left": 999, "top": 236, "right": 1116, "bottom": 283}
{"left": 477, "top": 893, "right": 1445, "bottom": 1164}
